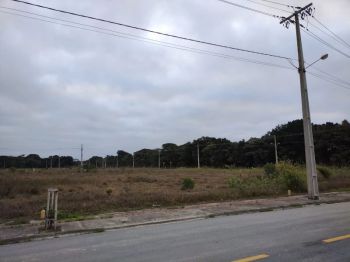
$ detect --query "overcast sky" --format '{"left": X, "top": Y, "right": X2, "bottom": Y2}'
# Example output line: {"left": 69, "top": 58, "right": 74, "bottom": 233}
{"left": 0, "top": 0, "right": 349, "bottom": 158}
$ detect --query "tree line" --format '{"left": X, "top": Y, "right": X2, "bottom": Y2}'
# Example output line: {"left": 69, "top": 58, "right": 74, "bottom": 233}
{"left": 1, "top": 119, "right": 349, "bottom": 169}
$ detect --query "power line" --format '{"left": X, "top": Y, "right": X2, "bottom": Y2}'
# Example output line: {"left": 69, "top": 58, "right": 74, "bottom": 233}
{"left": 308, "top": 20, "right": 350, "bottom": 51}
{"left": 254, "top": 0, "right": 296, "bottom": 9}
{"left": 0, "top": 8, "right": 294, "bottom": 71}
{"left": 308, "top": 71, "right": 350, "bottom": 91}
{"left": 312, "top": 16, "right": 350, "bottom": 49}
{"left": 3, "top": 3, "right": 349, "bottom": 93}
{"left": 302, "top": 28, "right": 350, "bottom": 59}
{"left": 8, "top": 0, "right": 290, "bottom": 60}
{"left": 242, "top": 0, "right": 292, "bottom": 14}
{"left": 307, "top": 65, "right": 350, "bottom": 87}
{"left": 216, "top": 0, "right": 283, "bottom": 18}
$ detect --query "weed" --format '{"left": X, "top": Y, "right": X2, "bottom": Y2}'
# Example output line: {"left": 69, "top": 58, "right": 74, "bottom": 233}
{"left": 0, "top": 167, "right": 348, "bottom": 222}
{"left": 181, "top": 178, "right": 195, "bottom": 190}
{"left": 57, "top": 211, "right": 83, "bottom": 221}
{"left": 317, "top": 166, "right": 333, "bottom": 180}
{"left": 276, "top": 162, "right": 306, "bottom": 192}
{"left": 264, "top": 163, "right": 277, "bottom": 178}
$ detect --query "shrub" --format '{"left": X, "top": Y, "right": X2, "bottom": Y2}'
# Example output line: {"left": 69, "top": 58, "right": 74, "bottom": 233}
{"left": 276, "top": 162, "right": 306, "bottom": 192}
{"left": 264, "top": 163, "right": 277, "bottom": 178}
{"left": 317, "top": 167, "right": 332, "bottom": 180}
{"left": 106, "top": 189, "right": 113, "bottom": 196}
{"left": 229, "top": 176, "right": 281, "bottom": 197}
{"left": 228, "top": 176, "right": 244, "bottom": 191}
{"left": 181, "top": 178, "right": 195, "bottom": 190}
{"left": 228, "top": 162, "right": 307, "bottom": 196}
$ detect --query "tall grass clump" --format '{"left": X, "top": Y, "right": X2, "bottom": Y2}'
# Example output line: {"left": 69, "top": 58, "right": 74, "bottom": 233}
{"left": 181, "top": 178, "right": 195, "bottom": 190}
{"left": 317, "top": 166, "right": 333, "bottom": 180}
{"left": 275, "top": 162, "right": 306, "bottom": 192}
{"left": 263, "top": 163, "right": 277, "bottom": 178}
{"left": 229, "top": 162, "right": 307, "bottom": 197}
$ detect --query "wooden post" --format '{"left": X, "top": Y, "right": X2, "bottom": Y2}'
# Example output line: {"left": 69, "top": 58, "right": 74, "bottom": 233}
{"left": 45, "top": 188, "right": 58, "bottom": 230}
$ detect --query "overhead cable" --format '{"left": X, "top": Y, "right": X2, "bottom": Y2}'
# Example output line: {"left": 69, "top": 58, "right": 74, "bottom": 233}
{"left": 312, "top": 16, "right": 350, "bottom": 49}
{"left": 0, "top": 8, "right": 294, "bottom": 70}
{"left": 308, "top": 21, "right": 350, "bottom": 50}
{"left": 243, "top": 0, "right": 292, "bottom": 13}
{"left": 8, "top": 0, "right": 290, "bottom": 60}
{"left": 216, "top": 0, "right": 283, "bottom": 18}
{"left": 254, "top": 0, "right": 296, "bottom": 9}
{"left": 302, "top": 28, "right": 350, "bottom": 59}
{"left": 308, "top": 72, "right": 350, "bottom": 91}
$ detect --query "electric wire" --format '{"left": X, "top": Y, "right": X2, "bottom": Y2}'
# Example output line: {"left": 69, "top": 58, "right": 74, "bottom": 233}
{"left": 307, "top": 65, "right": 350, "bottom": 87}
{"left": 302, "top": 28, "right": 350, "bottom": 59}
{"left": 3, "top": 2, "right": 350, "bottom": 92}
{"left": 308, "top": 20, "right": 350, "bottom": 50}
{"left": 308, "top": 72, "right": 350, "bottom": 91}
{"left": 242, "top": 0, "right": 292, "bottom": 13}
{"left": 312, "top": 16, "right": 350, "bottom": 49}
{"left": 0, "top": 8, "right": 294, "bottom": 71}
{"left": 254, "top": 0, "right": 296, "bottom": 8}
{"left": 216, "top": 0, "right": 283, "bottom": 18}
{"left": 8, "top": 0, "right": 290, "bottom": 60}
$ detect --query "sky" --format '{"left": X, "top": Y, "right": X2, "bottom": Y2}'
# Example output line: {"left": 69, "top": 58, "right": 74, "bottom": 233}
{"left": 0, "top": 0, "right": 349, "bottom": 159}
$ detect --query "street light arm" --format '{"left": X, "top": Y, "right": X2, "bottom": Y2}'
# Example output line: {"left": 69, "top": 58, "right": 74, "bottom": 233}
{"left": 305, "top": 54, "right": 328, "bottom": 69}
{"left": 305, "top": 58, "right": 321, "bottom": 69}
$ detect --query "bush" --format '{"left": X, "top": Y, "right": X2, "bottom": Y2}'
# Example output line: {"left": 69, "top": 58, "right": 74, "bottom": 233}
{"left": 106, "top": 189, "right": 113, "bottom": 196}
{"left": 229, "top": 176, "right": 281, "bottom": 197}
{"left": 228, "top": 176, "right": 244, "bottom": 191}
{"left": 228, "top": 162, "right": 307, "bottom": 197}
{"left": 264, "top": 163, "right": 277, "bottom": 178}
{"left": 276, "top": 162, "right": 306, "bottom": 192}
{"left": 181, "top": 178, "right": 195, "bottom": 190}
{"left": 317, "top": 167, "right": 332, "bottom": 180}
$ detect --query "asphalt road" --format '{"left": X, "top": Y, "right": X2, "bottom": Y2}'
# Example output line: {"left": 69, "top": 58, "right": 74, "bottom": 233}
{"left": 1, "top": 202, "right": 350, "bottom": 262}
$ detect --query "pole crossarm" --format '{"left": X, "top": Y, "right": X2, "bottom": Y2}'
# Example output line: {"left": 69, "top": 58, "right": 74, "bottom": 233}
{"left": 280, "top": 3, "right": 313, "bottom": 28}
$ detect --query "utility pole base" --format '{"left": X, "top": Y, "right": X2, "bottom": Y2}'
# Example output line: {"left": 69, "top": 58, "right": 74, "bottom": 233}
{"left": 308, "top": 196, "right": 319, "bottom": 200}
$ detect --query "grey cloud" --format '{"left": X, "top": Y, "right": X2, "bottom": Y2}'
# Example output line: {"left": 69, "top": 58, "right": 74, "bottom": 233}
{"left": 0, "top": 0, "right": 349, "bottom": 158}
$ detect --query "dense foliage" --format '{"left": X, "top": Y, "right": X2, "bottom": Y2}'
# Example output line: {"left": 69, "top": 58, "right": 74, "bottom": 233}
{"left": 1, "top": 119, "right": 349, "bottom": 168}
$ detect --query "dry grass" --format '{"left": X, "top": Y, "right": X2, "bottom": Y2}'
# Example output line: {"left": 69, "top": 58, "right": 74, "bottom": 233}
{"left": 0, "top": 166, "right": 349, "bottom": 222}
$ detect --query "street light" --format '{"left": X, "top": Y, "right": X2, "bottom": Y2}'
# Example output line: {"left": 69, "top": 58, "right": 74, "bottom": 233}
{"left": 305, "top": 54, "right": 328, "bottom": 69}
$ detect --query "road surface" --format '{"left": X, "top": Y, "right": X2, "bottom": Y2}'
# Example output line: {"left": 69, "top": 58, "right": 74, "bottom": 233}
{"left": 1, "top": 202, "right": 349, "bottom": 261}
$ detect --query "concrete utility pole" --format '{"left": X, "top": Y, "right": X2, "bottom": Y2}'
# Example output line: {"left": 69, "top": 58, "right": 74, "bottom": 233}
{"left": 274, "top": 135, "right": 278, "bottom": 164}
{"left": 281, "top": 3, "right": 319, "bottom": 200}
{"left": 132, "top": 153, "right": 135, "bottom": 168}
{"left": 197, "top": 143, "right": 200, "bottom": 168}
{"left": 80, "top": 144, "right": 83, "bottom": 169}
{"left": 158, "top": 149, "right": 161, "bottom": 168}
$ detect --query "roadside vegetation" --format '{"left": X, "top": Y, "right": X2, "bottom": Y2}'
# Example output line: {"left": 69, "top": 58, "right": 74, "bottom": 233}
{"left": 0, "top": 165, "right": 349, "bottom": 224}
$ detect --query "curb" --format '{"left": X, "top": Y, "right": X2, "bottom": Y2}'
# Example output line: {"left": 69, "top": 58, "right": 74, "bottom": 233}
{"left": 1, "top": 197, "right": 350, "bottom": 246}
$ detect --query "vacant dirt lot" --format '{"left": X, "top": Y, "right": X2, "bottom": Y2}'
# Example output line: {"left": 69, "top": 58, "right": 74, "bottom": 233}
{"left": 0, "top": 167, "right": 349, "bottom": 223}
